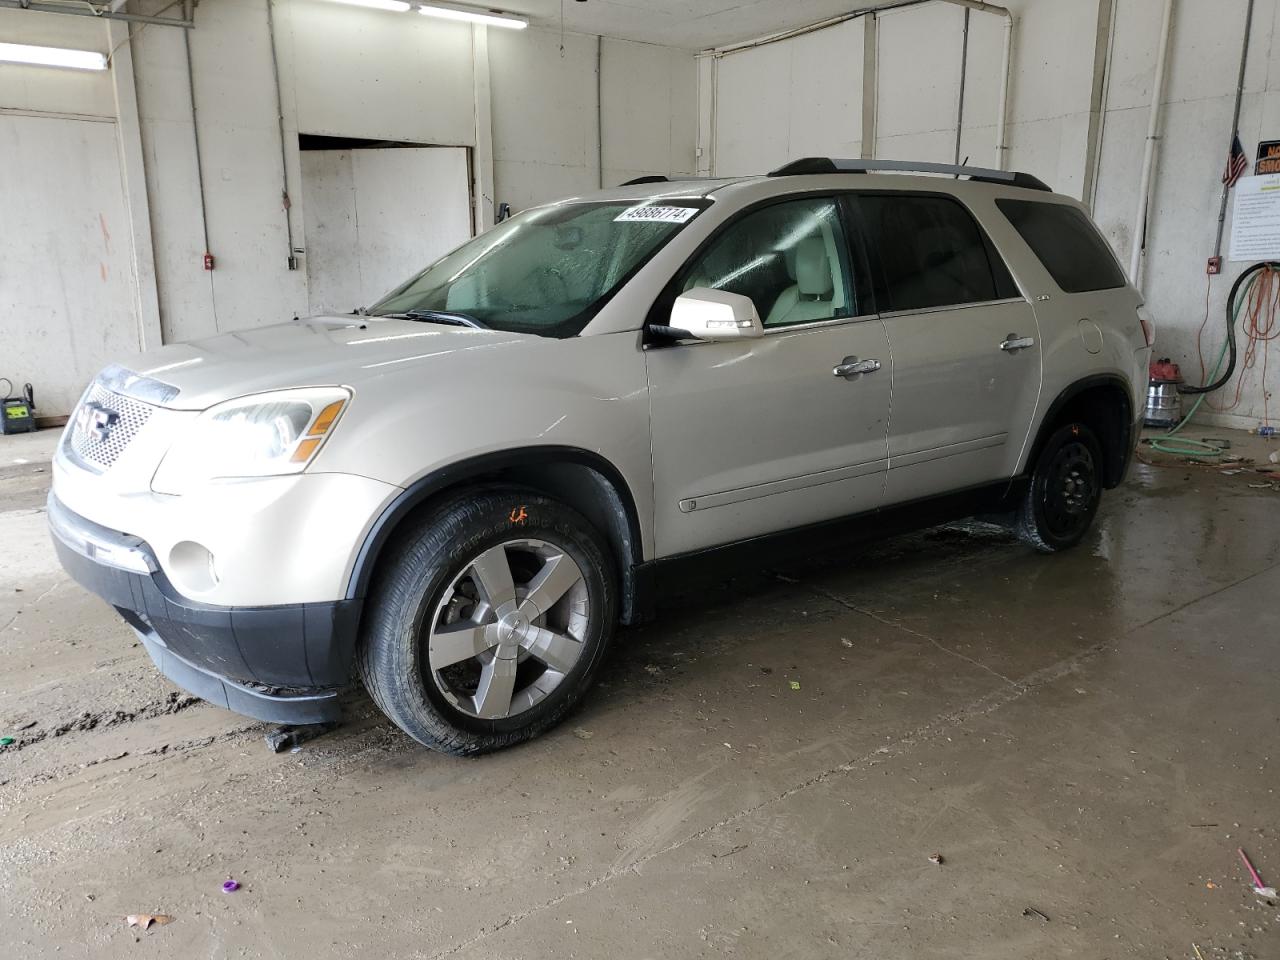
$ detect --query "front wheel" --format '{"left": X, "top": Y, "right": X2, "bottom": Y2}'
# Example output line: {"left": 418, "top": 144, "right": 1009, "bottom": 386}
{"left": 358, "top": 488, "right": 618, "bottom": 755}
{"left": 1015, "top": 422, "right": 1103, "bottom": 553}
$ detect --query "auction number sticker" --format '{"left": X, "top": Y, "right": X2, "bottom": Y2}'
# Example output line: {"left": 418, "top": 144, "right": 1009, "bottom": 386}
{"left": 614, "top": 205, "right": 700, "bottom": 224}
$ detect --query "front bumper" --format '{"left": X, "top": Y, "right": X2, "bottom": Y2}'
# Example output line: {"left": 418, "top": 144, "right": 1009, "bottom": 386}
{"left": 49, "top": 494, "right": 359, "bottom": 725}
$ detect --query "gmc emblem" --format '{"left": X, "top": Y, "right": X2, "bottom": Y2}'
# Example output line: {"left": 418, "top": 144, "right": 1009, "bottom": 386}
{"left": 76, "top": 402, "right": 119, "bottom": 442}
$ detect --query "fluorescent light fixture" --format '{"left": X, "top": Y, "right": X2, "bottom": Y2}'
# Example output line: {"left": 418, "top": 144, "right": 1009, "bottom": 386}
{"left": 418, "top": 3, "right": 528, "bottom": 29}
{"left": 353, "top": 0, "right": 413, "bottom": 8}
{"left": 324, "top": 0, "right": 413, "bottom": 10}
{"left": 0, "top": 42, "right": 107, "bottom": 71}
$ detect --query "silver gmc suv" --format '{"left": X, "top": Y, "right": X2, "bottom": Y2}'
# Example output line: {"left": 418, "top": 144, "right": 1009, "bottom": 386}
{"left": 49, "top": 159, "right": 1153, "bottom": 755}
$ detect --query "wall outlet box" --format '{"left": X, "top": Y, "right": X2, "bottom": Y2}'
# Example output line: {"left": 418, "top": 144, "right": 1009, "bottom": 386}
{"left": 1207, "top": 256, "right": 1222, "bottom": 275}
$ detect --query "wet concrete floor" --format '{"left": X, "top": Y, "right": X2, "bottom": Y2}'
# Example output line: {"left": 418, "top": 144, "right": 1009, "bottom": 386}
{"left": 1, "top": 428, "right": 1277, "bottom": 958}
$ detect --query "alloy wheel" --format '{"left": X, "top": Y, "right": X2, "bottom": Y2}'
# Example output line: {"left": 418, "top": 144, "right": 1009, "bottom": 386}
{"left": 424, "top": 539, "right": 590, "bottom": 720}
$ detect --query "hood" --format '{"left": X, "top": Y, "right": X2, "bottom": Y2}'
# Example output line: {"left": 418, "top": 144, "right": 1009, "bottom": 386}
{"left": 117, "top": 317, "right": 531, "bottom": 410}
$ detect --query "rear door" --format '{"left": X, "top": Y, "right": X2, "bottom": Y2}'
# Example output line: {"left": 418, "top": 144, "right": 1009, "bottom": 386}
{"left": 994, "top": 197, "right": 1148, "bottom": 447}
{"left": 645, "top": 195, "right": 892, "bottom": 557}
{"left": 854, "top": 192, "right": 1042, "bottom": 504}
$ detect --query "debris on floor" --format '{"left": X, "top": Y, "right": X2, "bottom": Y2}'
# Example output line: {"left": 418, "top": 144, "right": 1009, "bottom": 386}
{"left": 928, "top": 853, "right": 944, "bottom": 865}
{"left": 1238, "top": 847, "right": 1277, "bottom": 899}
{"left": 221, "top": 880, "right": 240, "bottom": 894}
{"left": 1022, "top": 907, "right": 1049, "bottom": 922}
{"left": 788, "top": 680, "right": 801, "bottom": 691}
{"left": 125, "top": 914, "right": 173, "bottom": 931}
{"left": 572, "top": 727, "right": 593, "bottom": 740}
{"left": 263, "top": 722, "right": 337, "bottom": 754}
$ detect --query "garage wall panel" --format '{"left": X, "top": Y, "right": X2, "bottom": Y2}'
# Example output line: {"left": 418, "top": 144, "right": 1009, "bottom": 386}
{"left": 0, "top": 11, "right": 114, "bottom": 118}
{"left": 784, "top": 20, "right": 863, "bottom": 163}
{"left": 711, "top": 20, "right": 863, "bottom": 177}
{"left": 600, "top": 38, "right": 697, "bottom": 187}
{"left": 283, "top": 1, "right": 476, "bottom": 146}
{"left": 490, "top": 26, "right": 600, "bottom": 212}
{"left": 0, "top": 114, "right": 141, "bottom": 413}
{"left": 301, "top": 146, "right": 471, "bottom": 315}
{"left": 713, "top": 41, "right": 792, "bottom": 176}
{"left": 875, "top": 3, "right": 963, "bottom": 161}
{"left": 131, "top": 25, "right": 217, "bottom": 346}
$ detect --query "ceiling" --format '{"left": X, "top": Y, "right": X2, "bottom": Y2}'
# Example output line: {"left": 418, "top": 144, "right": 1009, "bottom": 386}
{"left": 493, "top": 0, "right": 889, "bottom": 50}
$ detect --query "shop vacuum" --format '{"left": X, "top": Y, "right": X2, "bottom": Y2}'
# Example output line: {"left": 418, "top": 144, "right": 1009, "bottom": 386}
{"left": 0, "top": 378, "right": 37, "bottom": 435}
{"left": 1145, "top": 358, "right": 1183, "bottom": 428}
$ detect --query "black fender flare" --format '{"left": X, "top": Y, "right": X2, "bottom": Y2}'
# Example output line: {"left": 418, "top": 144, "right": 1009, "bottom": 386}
{"left": 345, "top": 445, "right": 645, "bottom": 605}
{"left": 1024, "top": 374, "right": 1136, "bottom": 488}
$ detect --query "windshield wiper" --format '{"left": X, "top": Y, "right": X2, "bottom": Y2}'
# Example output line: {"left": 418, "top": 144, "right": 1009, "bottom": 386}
{"left": 380, "top": 309, "right": 487, "bottom": 329}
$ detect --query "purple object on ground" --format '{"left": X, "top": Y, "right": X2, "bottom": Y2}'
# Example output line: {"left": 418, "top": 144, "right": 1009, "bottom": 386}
{"left": 222, "top": 880, "right": 240, "bottom": 893}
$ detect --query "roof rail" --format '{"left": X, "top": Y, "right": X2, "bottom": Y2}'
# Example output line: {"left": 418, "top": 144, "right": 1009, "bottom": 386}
{"left": 767, "top": 157, "right": 1052, "bottom": 192}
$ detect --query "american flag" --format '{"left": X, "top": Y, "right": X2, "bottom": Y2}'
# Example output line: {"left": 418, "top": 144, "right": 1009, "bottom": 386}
{"left": 1223, "top": 133, "right": 1248, "bottom": 187}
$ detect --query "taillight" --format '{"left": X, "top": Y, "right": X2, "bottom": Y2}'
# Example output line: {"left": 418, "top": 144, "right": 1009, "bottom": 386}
{"left": 1137, "top": 304, "right": 1156, "bottom": 347}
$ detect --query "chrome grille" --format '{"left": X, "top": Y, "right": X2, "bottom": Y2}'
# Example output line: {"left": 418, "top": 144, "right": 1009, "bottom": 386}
{"left": 67, "top": 383, "right": 154, "bottom": 471}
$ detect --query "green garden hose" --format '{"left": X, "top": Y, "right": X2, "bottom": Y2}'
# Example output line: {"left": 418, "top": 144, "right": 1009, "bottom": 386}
{"left": 1146, "top": 268, "right": 1258, "bottom": 458}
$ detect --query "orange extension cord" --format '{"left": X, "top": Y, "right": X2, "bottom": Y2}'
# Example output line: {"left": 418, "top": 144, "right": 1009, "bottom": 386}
{"left": 1196, "top": 264, "right": 1280, "bottom": 425}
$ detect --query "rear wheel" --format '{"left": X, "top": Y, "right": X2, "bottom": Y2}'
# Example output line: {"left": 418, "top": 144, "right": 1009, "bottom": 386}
{"left": 1016, "top": 422, "right": 1103, "bottom": 553}
{"left": 358, "top": 488, "right": 617, "bottom": 755}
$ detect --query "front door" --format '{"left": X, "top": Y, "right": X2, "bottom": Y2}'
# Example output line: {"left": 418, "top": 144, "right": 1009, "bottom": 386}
{"left": 854, "top": 192, "right": 1043, "bottom": 504}
{"left": 646, "top": 195, "right": 892, "bottom": 557}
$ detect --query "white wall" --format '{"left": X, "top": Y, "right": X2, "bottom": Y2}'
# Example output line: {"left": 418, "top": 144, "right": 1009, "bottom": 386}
{"left": 300, "top": 146, "right": 471, "bottom": 315}
{"left": 488, "top": 29, "right": 697, "bottom": 211}
{"left": 0, "top": 3, "right": 698, "bottom": 414}
{"left": 713, "top": 18, "right": 864, "bottom": 176}
{"left": 0, "top": 114, "right": 142, "bottom": 414}
{"left": 702, "top": 0, "right": 1280, "bottom": 429}
{"left": 0, "top": 11, "right": 136, "bottom": 414}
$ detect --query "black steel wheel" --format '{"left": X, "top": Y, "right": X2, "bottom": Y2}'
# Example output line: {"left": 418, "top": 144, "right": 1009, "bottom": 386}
{"left": 1016, "top": 422, "right": 1103, "bottom": 553}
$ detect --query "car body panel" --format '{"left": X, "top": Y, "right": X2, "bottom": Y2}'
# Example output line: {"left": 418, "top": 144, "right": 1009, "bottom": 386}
{"left": 646, "top": 315, "right": 892, "bottom": 556}
{"left": 880, "top": 298, "right": 1043, "bottom": 504}
{"left": 52, "top": 447, "right": 399, "bottom": 606}
{"left": 973, "top": 191, "right": 1150, "bottom": 468}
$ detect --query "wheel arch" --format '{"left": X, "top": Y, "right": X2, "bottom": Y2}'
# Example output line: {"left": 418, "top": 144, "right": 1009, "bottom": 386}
{"left": 347, "top": 447, "right": 648, "bottom": 623}
{"left": 1024, "top": 375, "right": 1136, "bottom": 489}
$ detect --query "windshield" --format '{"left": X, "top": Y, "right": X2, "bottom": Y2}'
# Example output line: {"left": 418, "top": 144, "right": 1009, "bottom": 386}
{"left": 370, "top": 199, "right": 708, "bottom": 337}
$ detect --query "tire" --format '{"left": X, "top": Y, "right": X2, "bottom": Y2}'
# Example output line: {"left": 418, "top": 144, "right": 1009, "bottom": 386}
{"left": 1015, "top": 421, "right": 1104, "bottom": 553}
{"left": 357, "top": 486, "right": 618, "bottom": 756}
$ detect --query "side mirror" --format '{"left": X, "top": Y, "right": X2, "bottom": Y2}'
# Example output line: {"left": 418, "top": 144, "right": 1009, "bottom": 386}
{"left": 666, "top": 288, "right": 764, "bottom": 341}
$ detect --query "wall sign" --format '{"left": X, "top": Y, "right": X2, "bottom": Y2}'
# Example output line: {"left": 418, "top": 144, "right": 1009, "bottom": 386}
{"left": 1229, "top": 174, "right": 1280, "bottom": 261}
{"left": 1257, "top": 140, "right": 1280, "bottom": 175}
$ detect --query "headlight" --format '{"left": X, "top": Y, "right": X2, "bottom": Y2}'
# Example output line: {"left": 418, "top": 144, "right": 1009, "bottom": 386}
{"left": 152, "top": 387, "right": 350, "bottom": 494}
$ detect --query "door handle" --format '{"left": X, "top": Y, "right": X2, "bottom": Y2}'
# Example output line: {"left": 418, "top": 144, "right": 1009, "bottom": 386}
{"left": 1000, "top": 334, "right": 1035, "bottom": 352}
{"left": 833, "top": 356, "right": 882, "bottom": 379}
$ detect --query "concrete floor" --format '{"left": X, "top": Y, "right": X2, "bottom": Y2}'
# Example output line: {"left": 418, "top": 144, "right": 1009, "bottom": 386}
{"left": 2, "top": 427, "right": 1278, "bottom": 959}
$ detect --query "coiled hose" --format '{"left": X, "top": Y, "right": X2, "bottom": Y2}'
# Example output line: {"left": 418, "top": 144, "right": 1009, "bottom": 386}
{"left": 1149, "top": 262, "right": 1280, "bottom": 457}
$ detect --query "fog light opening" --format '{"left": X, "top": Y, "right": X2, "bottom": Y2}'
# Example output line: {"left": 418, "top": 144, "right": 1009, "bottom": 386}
{"left": 169, "top": 541, "right": 219, "bottom": 594}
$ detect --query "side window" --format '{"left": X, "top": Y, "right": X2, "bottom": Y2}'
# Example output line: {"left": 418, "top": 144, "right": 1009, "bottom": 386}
{"left": 682, "top": 198, "right": 855, "bottom": 327}
{"left": 858, "top": 194, "right": 1016, "bottom": 312}
{"left": 996, "top": 198, "right": 1127, "bottom": 293}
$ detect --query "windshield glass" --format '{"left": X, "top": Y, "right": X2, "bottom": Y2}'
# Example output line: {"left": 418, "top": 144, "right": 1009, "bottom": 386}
{"left": 370, "top": 199, "right": 709, "bottom": 338}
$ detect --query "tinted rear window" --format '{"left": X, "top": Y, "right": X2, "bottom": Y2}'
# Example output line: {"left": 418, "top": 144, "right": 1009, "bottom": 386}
{"left": 858, "top": 194, "right": 1018, "bottom": 312}
{"left": 997, "top": 199, "right": 1126, "bottom": 293}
